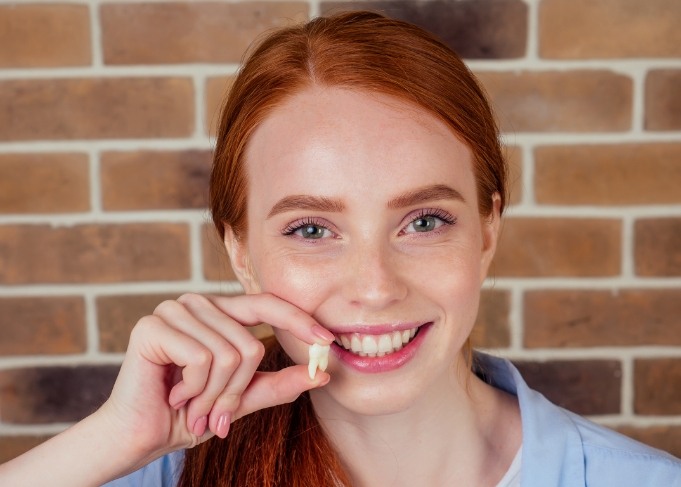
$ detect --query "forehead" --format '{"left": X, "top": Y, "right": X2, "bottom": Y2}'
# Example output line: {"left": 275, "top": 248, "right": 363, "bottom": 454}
{"left": 243, "top": 86, "right": 476, "bottom": 210}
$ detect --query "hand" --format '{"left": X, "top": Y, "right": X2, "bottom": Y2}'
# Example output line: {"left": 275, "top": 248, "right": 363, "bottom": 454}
{"left": 97, "top": 292, "right": 334, "bottom": 473}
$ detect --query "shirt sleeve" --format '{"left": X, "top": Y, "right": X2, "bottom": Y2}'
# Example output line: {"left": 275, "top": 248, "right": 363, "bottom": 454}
{"left": 102, "top": 450, "right": 184, "bottom": 487}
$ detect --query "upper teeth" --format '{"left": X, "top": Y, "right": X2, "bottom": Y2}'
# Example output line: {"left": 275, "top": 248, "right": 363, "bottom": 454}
{"left": 336, "top": 328, "right": 418, "bottom": 357}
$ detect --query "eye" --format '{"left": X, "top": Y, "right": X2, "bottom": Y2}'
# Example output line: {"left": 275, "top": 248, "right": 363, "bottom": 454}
{"left": 403, "top": 209, "right": 456, "bottom": 234}
{"left": 283, "top": 219, "right": 334, "bottom": 239}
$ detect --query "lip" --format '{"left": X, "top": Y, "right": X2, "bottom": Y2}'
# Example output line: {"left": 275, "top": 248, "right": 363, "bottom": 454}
{"left": 331, "top": 322, "right": 433, "bottom": 373}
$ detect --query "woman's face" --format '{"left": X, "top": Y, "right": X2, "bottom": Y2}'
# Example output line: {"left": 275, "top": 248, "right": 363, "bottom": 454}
{"left": 228, "top": 86, "right": 500, "bottom": 415}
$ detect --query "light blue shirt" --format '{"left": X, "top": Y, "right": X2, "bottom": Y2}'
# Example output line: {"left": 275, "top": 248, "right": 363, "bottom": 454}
{"left": 105, "top": 354, "right": 681, "bottom": 486}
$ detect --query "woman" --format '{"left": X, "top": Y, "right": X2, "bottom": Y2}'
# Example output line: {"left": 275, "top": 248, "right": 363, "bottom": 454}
{"left": 1, "top": 11, "right": 679, "bottom": 487}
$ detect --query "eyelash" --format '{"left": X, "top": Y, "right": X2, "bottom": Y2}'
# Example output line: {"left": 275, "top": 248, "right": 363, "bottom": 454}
{"left": 281, "top": 209, "right": 457, "bottom": 238}
{"left": 282, "top": 217, "right": 331, "bottom": 236}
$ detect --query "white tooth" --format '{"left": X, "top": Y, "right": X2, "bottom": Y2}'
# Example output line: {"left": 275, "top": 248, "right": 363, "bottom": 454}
{"left": 377, "top": 351, "right": 386, "bottom": 357}
{"left": 378, "top": 334, "right": 393, "bottom": 354}
{"left": 358, "top": 352, "right": 367, "bottom": 357}
{"left": 308, "top": 343, "right": 330, "bottom": 379}
{"left": 392, "top": 331, "right": 403, "bottom": 350}
{"left": 367, "top": 352, "right": 377, "bottom": 358}
{"left": 401, "top": 330, "right": 410, "bottom": 343}
{"left": 351, "top": 335, "right": 362, "bottom": 353}
{"left": 362, "top": 335, "right": 378, "bottom": 354}
{"left": 409, "top": 328, "right": 416, "bottom": 338}
{"left": 341, "top": 335, "right": 351, "bottom": 350}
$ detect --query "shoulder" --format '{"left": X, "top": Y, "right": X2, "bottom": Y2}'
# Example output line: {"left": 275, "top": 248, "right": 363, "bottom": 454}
{"left": 474, "top": 353, "right": 681, "bottom": 486}
{"left": 102, "top": 450, "right": 185, "bottom": 487}
{"left": 568, "top": 412, "right": 681, "bottom": 485}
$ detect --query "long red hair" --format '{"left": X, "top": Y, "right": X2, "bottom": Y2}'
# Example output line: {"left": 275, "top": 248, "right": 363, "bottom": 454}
{"left": 182, "top": 10, "right": 508, "bottom": 486}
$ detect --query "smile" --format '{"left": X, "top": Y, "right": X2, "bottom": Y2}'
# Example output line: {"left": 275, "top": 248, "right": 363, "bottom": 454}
{"left": 334, "top": 328, "right": 419, "bottom": 357}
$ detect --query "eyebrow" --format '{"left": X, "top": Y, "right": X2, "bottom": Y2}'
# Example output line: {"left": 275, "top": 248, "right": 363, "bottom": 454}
{"left": 266, "top": 184, "right": 465, "bottom": 218}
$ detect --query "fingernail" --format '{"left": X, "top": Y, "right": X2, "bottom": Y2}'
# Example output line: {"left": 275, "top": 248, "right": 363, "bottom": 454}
{"left": 192, "top": 416, "right": 208, "bottom": 437}
{"left": 312, "top": 324, "right": 335, "bottom": 343}
{"left": 216, "top": 413, "right": 232, "bottom": 439}
{"left": 318, "top": 373, "right": 331, "bottom": 387}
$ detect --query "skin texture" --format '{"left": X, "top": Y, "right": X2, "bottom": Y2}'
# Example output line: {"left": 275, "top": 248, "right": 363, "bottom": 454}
{"left": 226, "top": 86, "right": 521, "bottom": 486}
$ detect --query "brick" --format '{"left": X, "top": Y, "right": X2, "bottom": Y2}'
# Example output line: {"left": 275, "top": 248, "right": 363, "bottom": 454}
{"left": 476, "top": 71, "right": 632, "bottom": 132}
{"left": 539, "top": 0, "right": 681, "bottom": 59}
{"left": 202, "top": 223, "right": 238, "bottom": 282}
{"left": 0, "top": 436, "right": 52, "bottom": 464}
{"left": 615, "top": 426, "right": 681, "bottom": 458}
{"left": 205, "top": 76, "right": 235, "bottom": 137}
{"left": 524, "top": 289, "right": 681, "bottom": 348}
{"left": 322, "top": 0, "right": 527, "bottom": 59}
{"left": 97, "top": 293, "right": 180, "bottom": 353}
{"left": 635, "top": 218, "right": 681, "bottom": 276}
{"left": 535, "top": 144, "right": 681, "bottom": 205}
{"left": 471, "top": 289, "right": 510, "bottom": 348}
{"left": 101, "top": 151, "right": 211, "bottom": 210}
{"left": 0, "top": 366, "right": 118, "bottom": 424}
{"left": 0, "top": 297, "right": 86, "bottom": 355}
{"left": 634, "top": 359, "right": 681, "bottom": 415}
{"left": 514, "top": 360, "right": 621, "bottom": 415}
{"left": 645, "top": 70, "right": 681, "bottom": 131}
{"left": 0, "top": 224, "right": 190, "bottom": 284}
{"left": 0, "top": 5, "right": 90, "bottom": 67}
{"left": 492, "top": 218, "right": 621, "bottom": 277}
{"left": 101, "top": 2, "right": 308, "bottom": 65}
{"left": 0, "top": 78, "right": 193, "bottom": 141}
{"left": 0, "top": 153, "right": 89, "bottom": 213}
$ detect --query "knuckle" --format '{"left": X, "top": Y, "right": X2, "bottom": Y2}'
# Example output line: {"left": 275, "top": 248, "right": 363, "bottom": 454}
{"left": 177, "top": 293, "right": 208, "bottom": 308}
{"left": 153, "top": 299, "right": 181, "bottom": 316}
{"left": 214, "top": 348, "right": 240, "bottom": 371}
{"left": 215, "top": 393, "right": 241, "bottom": 413}
{"left": 242, "top": 339, "right": 266, "bottom": 362}
{"left": 191, "top": 349, "right": 213, "bottom": 368}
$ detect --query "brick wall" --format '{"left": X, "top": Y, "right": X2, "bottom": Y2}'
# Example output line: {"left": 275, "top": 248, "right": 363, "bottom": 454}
{"left": 1, "top": 0, "right": 680, "bottom": 463}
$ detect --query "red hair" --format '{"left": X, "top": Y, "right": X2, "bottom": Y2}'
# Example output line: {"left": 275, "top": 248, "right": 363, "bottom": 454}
{"left": 183, "top": 11, "right": 508, "bottom": 486}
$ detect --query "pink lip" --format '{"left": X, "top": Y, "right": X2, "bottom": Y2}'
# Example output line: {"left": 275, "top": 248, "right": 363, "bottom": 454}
{"left": 331, "top": 322, "right": 433, "bottom": 373}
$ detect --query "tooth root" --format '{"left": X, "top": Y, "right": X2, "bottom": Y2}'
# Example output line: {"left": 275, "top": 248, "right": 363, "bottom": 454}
{"left": 308, "top": 343, "right": 330, "bottom": 379}
{"left": 308, "top": 356, "right": 319, "bottom": 379}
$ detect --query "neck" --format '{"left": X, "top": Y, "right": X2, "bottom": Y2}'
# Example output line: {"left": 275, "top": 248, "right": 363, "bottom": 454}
{"left": 310, "top": 361, "right": 521, "bottom": 487}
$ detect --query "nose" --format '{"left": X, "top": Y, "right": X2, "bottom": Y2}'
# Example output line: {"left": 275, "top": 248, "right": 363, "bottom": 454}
{"left": 341, "top": 239, "right": 408, "bottom": 310}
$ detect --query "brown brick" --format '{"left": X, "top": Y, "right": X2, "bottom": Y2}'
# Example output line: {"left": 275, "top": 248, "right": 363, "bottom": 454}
{"left": 0, "top": 297, "right": 86, "bottom": 355}
{"left": 0, "top": 366, "right": 118, "bottom": 424}
{"left": 525, "top": 289, "right": 681, "bottom": 348}
{"left": 97, "top": 293, "right": 180, "bottom": 353}
{"left": 476, "top": 71, "right": 632, "bottom": 132}
{"left": 0, "top": 436, "right": 52, "bottom": 464}
{"left": 471, "top": 289, "right": 510, "bottom": 348}
{"left": 634, "top": 359, "right": 681, "bottom": 415}
{"left": 0, "top": 224, "right": 190, "bottom": 284}
{"left": 539, "top": 0, "right": 681, "bottom": 59}
{"left": 0, "top": 78, "right": 193, "bottom": 141}
{"left": 0, "top": 153, "right": 89, "bottom": 213}
{"left": 645, "top": 70, "right": 681, "bottom": 131}
{"left": 101, "top": 2, "right": 308, "bottom": 65}
{"left": 322, "top": 0, "right": 527, "bottom": 59}
{"left": 492, "top": 218, "right": 621, "bottom": 277}
{"left": 0, "top": 5, "right": 90, "bottom": 67}
{"left": 202, "top": 223, "right": 237, "bottom": 282}
{"left": 535, "top": 144, "right": 681, "bottom": 205}
{"left": 635, "top": 218, "right": 681, "bottom": 276}
{"left": 615, "top": 426, "right": 681, "bottom": 458}
{"left": 101, "top": 151, "right": 211, "bottom": 210}
{"left": 205, "top": 76, "right": 235, "bottom": 137}
{"left": 514, "top": 360, "right": 621, "bottom": 415}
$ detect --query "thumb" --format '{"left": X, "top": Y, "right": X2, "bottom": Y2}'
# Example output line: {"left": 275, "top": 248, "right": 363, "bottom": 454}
{"left": 233, "top": 365, "right": 330, "bottom": 420}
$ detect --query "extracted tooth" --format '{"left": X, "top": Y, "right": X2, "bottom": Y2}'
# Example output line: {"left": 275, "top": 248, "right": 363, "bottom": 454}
{"left": 308, "top": 343, "right": 330, "bottom": 379}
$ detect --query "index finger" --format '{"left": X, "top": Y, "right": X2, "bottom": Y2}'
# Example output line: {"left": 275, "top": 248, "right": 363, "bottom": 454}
{"left": 204, "top": 293, "right": 335, "bottom": 345}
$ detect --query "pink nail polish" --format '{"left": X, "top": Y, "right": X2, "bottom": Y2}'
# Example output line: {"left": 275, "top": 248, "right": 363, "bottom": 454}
{"left": 312, "top": 324, "right": 335, "bottom": 343}
{"left": 192, "top": 416, "right": 208, "bottom": 437}
{"left": 216, "top": 413, "right": 232, "bottom": 439}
